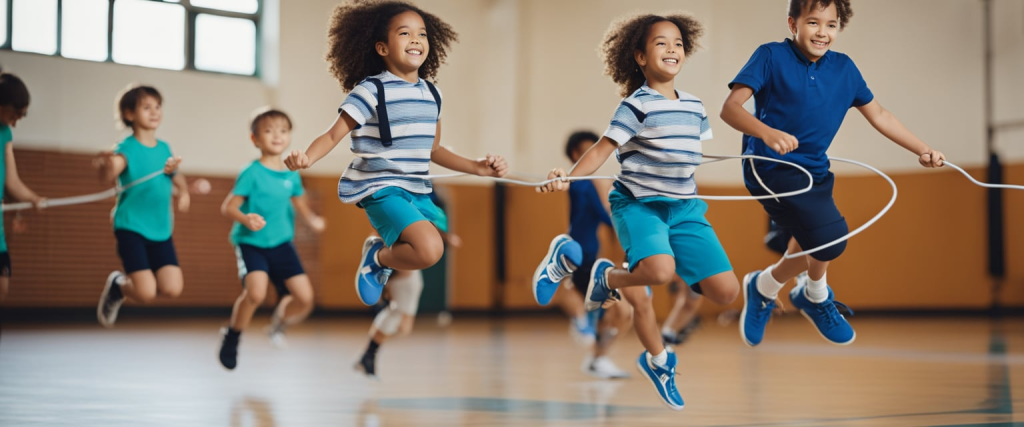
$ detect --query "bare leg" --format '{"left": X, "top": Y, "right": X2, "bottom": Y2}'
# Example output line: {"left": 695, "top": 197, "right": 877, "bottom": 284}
{"left": 276, "top": 274, "right": 314, "bottom": 324}
{"left": 621, "top": 286, "right": 663, "bottom": 356}
{"left": 121, "top": 270, "right": 158, "bottom": 304}
{"left": 377, "top": 221, "right": 445, "bottom": 271}
{"left": 229, "top": 272, "right": 269, "bottom": 331}
{"left": 155, "top": 265, "right": 184, "bottom": 299}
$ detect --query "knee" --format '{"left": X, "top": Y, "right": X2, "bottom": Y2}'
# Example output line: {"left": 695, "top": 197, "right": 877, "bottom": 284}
{"left": 162, "top": 284, "right": 183, "bottom": 299}
{"left": 636, "top": 260, "right": 676, "bottom": 286}
{"left": 706, "top": 285, "right": 738, "bottom": 306}
{"left": 415, "top": 240, "right": 444, "bottom": 268}
{"left": 245, "top": 289, "right": 267, "bottom": 306}
{"left": 135, "top": 289, "right": 157, "bottom": 304}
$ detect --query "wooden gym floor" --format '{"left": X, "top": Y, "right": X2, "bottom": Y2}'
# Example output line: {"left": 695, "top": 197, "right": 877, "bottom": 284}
{"left": 0, "top": 314, "right": 1022, "bottom": 426}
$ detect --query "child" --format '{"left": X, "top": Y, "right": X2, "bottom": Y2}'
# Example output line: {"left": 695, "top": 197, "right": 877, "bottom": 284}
{"left": 218, "top": 108, "right": 325, "bottom": 370}
{"left": 285, "top": 0, "right": 507, "bottom": 306}
{"left": 720, "top": 0, "right": 944, "bottom": 347}
{"left": 538, "top": 13, "right": 740, "bottom": 410}
{"left": 355, "top": 191, "right": 457, "bottom": 379}
{"left": 0, "top": 70, "right": 47, "bottom": 299}
{"left": 660, "top": 277, "right": 703, "bottom": 346}
{"left": 95, "top": 85, "right": 190, "bottom": 327}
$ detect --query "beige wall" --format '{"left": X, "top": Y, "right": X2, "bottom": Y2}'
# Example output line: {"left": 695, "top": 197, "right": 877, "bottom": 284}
{"left": 1, "top": 0, "right": 1017, "bottom": 180}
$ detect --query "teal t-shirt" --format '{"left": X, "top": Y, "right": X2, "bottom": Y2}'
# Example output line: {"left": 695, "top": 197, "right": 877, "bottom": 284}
{"left": 0, "top": 125, "right": 10, "bottom": 253}
{"left": 229, "top": 160, "right": 304, "bottom": 248}
{"left": 112, "top": 136, "right": 175, "bottom": 241}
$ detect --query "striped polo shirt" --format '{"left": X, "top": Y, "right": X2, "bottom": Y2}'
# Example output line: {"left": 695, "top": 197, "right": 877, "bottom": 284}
{"left": 604, "top": 84, "right": 712, "bottom": 199}
{"left": 337, "top": 71, "right": 441, "bottom": 204}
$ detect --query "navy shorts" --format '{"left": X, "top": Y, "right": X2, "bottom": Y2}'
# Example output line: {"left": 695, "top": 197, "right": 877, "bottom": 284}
{"left": 0, "top": 251, "right": 11, "bottom": 277}
{"left": 234, "top": 242, "right": 306, "bottom": 297}
{"left": 745, "top": 162, "right": 848, "bottom": 262}
{"left": 570, "top": 253, "right": 598, "bottom": 295}
{"left": 115, "top": 230, "right": 180, "bottom": 274}
{"left": 764, "top": 220, "right": 792, "bottom": 255}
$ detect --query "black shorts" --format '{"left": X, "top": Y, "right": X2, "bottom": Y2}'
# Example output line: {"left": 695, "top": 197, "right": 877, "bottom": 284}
{"left": 570, "top": 253, "right": 598, "bottom": 295}
{"left": 235, "top": 242, "right": 306, "bottom": 297}
{"left": 745, "top": 162, "right": 848, "bottom": 262}
{"left": 115, "top": 230, "right": 179, "bottom": 274}
{"left": 0, "top": 251, "right": 11, "bottom": 277}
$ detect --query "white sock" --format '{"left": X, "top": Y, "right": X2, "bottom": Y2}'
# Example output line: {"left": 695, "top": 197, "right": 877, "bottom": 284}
{"left": 650, "top": 349, "right": 668, "bottom": 367}
{"left": 373, "top": 250, "right": 383, "bottom": 268}
{"left": 805, "top": 273, "right": 829, "bottom": 303}
{"left": 756, "top": 265, "right": 785, "bottom": 299}
{"left": 661, "top": 326, "right": 675, "bottom": 337}
{"left": 574, "top": 315, "right": 588, "bottom": 327}
{"left": 115, "top": 274, "right": 127, "bottom": 286}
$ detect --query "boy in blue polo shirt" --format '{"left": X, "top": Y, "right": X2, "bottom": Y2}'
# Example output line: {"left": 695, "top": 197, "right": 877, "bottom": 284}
{"left": 218, "top": 109, "right": 325, "bottom": 370}
{"left": 720, "top": 0, "right": 946, "bottom": 347}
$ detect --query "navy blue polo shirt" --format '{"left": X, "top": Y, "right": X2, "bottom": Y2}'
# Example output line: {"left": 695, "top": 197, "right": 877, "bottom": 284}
{"left": 729, "top": 39, "right": 874, "bottom": 184}
{"left": 568, "top": 180, "right": 612, "bottom": 258}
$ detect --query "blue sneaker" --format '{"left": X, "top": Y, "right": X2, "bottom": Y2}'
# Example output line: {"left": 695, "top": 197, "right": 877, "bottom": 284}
{"left": 531, "top": 234, "right": 582, "bottom": 306}
{"left": 583, "top": 259, "right": 620, "bottom": 312}
{"left": 789, "top": 280, "right": 856, "bottom": 345}
{"left": 635, "top": 351, "right": 684, "bottom": 410}
{"left": 569, "top": 315, "right": 597, "bottom": 347}
{"left": 355, "top": 236, "right": 393, "bottom": 306}
{"left": 739, "top": 271, "right": 776, "bottom": 347}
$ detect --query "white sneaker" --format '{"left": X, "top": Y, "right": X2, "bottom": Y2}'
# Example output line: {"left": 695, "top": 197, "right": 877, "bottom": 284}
{"left": 583, "top": 355, "right": 631, "bottom": 379}
{"left": 266, "top": 320, "right": 288, "bottom": 349}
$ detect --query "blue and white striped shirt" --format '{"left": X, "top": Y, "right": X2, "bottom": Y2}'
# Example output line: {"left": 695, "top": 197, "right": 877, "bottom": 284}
{"left": 337, "top": 71, "right": 441, "bottom": 204}
{"left": 603, "top": 84, "right": 712, "bottom": 199}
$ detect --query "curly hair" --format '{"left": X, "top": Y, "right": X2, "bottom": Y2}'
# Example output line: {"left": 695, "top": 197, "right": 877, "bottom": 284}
{"left": 326, "top": 0, "right": 458, "bottom": 91}
{"left": 788, "top": 0, "right": 853, "bottom": 30}
{"left": 600, "top": 13, "right": 704, "bottom": 98}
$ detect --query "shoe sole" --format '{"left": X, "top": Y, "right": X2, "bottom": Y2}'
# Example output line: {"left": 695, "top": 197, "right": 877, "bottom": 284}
{"left": 532, "top": 234, "right": 571, "bottom": 306}
{"left": 788, "top": 284, "right": 856, "bottom": 346}
{"left": 583, "top": 259, "right": 611, "bottom": 312}
{"left": 355, "top": 237, "right": 383, "bottom": 306}
{"left": 738, "top": 271, "right": 760, "bottom": 347}
{"left": 634, "top": 357, "right": 684, "bottom": 411}
{"left": 97, "top": 271, "right": 122, "bottom": 328}
{"left": 353, "top": 361, "right": 379, "bottom": 381}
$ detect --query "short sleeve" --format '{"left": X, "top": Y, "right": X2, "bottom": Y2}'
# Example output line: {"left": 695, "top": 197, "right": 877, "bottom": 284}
{"left": 729, "top": 45, "right": 772, "bottom": 93}
{"left": 290, "top": 172, "right": 305, "bottom": 197}
{"left": 603, "top": 97, "right": 645, "bottom": 146}
{"left": 338, "top": 81, "right": 378, "bottom": 126}
{"left": 112, "top": 140, "right": 129, "bottom": 156}
{"left": 0, "top": 126, "right": 12, "bottom": 146}
{"left": 232, "top": 168, "right": 254, "bottom": 197}
{"left": 849, "top": 60, "right": 874, "bottom": 108}
{"left": 699, "top": 104, "right": 713, "bottom": 142}
{"left": 433, "top": 84, "right": 444, "bottom": 120}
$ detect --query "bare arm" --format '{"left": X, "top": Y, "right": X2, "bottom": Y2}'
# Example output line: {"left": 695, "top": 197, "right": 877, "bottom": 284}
{"left": 171, "top": 172, "right": 190, "bottom": 212}
{"left": 221, "top": 193, "right": 265, "bottom": 232}
{"left": 292, "top": 194, "right": 325, "bottom": 233}
{"left": 856, "top": 99, "right": 944, "bottom": 167}
{"left": 93, "top": 151, "right": 127, "bottom": 185}
{"left": 592, "top": 176, "right": 613, "bottom": 216}
{"left": 720, "top": 85, "right": 798, "bottom": 155}
{"left": 430, "top": 120, "right": 508, "bottom": 177}
{"left": 537, "top": 137, "right": 618, "bottom": 193}
{"left": 4, "top": 144, "right": 43, "bottom": 205}
{"left": 285, "top": 112, "right": 358, "bottom": 170}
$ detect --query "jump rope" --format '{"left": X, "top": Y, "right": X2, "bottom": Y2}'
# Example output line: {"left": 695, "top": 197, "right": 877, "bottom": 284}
{"left": 3, "top": 154, "right": 1021, "bottom": 261}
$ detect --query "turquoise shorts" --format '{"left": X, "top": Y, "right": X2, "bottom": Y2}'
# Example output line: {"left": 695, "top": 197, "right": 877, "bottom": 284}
{"left": 359, "top": 187, "right": 448, "bottom": 247}
{"left": 609, "top": 184, "right": 732, "bottom": 287}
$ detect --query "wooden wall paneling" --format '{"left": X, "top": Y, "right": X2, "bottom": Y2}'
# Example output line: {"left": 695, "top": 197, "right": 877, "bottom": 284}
{"left": 445, "top": 183, "right": 496, "bottom": 310}
{"left": 502, "top": 186, "right": 569, "bottom": 310}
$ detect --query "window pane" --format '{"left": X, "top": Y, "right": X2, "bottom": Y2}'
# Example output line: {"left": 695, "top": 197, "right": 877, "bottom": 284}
{"left": 12, "top": 0, "right": 57, "bottom": 55}
{"left": 191, "top": 0, "right": 258, "bottom": 14}
{"left": 61, "top": 0, "right": 109, "bottom": 62}
{"left": 0, "top": 0, "right": 7, "bottom": 46}
{"left": 194, "top": 14, "right": 256, "bottom": 75}
{"left": 112, "top": 0, "right": 185, "bottom": 70}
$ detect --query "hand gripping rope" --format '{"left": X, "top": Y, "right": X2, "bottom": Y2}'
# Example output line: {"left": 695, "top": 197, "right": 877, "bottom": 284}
{"left": 1, "top": 169, "right": 168, "bottom": 212}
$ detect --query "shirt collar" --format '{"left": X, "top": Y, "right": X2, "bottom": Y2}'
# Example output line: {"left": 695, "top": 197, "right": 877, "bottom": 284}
{"left": 640, "top": 82, "right": 680, "bottom": 100}
{"left": 785, "top": 38, "right": 830, "bottom": 67}
{"left": 376, "top": 70, "right": 424, "bottom": 86}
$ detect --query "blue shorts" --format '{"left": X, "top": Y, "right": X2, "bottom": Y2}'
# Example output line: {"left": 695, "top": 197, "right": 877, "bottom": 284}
{"left": 358, "top": 187, "right": 448, "bottom": 247}
{"left": 234, "top": 242, "right": 305, "bottom": 297}
{"left": 609, "top": 184, "right": 733, "bottom": 287}
{"left": 115, "top": 230, "right": 179, "bottom": 274}
{"left": 745, "top": 161, "right": 848, "bottom": 262}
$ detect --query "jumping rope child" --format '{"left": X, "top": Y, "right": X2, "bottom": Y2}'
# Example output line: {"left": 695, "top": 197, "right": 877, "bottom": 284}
{"left": 0, "top": 70, "right": 47, "bottom": 300}
{"left": 661, "top": 277, "right": 703, "bottom": 346}
{"left": 218, "top": 108, "right": 325, "bottom": 370}
{"left": 96, "top": 85, "right": 190, "bottom": 327}
{"left": 537, "top": 13, "right": 740, "bottom": 410}
{"left": 355, "top": 191, "right": 458, "bottom": 379}
{"left": 720, "top": 0, "right": 945, "bottom": 347}
{"left": 285, "top": 0, "right": 507, "bottom": 306}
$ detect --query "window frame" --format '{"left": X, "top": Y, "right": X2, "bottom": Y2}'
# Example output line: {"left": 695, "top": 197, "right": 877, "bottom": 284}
{"left": 0, "top": 0, "right": 262, "bottom": 77}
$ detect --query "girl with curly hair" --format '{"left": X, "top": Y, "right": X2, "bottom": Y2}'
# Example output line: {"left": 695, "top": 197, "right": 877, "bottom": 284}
{"left": 285, "top": 0, "right": 507, "bottom": 308}
{"left": 722, "top": 0, "right": 944, "bottom": 348}
{"left": 536, "top": 12, "right": 740, "bottom": 410}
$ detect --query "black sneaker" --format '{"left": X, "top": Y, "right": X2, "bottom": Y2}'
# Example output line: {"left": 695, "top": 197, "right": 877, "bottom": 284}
{"left": 219, "top": 328, "right": 240, "bottom": 370}
{"left": 664, "top": 317, "right": 703, "bottom": 346}
{"left": 97, "top": 271, "right": 126, "bottom": 328}
{"left": 355, "top": 351, "right": 377, "bottom": 380}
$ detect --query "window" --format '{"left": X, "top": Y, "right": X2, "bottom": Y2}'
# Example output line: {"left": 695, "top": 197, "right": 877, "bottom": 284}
{"left": 1, "top": 0, "right": 261, "bottom": 76}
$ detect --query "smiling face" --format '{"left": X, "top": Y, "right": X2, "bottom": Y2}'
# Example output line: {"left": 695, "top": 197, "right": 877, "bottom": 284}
{"left": 634, "top": 20, "right": 685, "bottom": 83}
{"left": 123, "top": 95, "right": 162, "bottom": 131}
{"left": 788, "top": 1, "right": 839, "bottom": 62}
{"left": 251, "top": 116, "right": 292, "bottom": 156}
{"left": 376, "top": 10, "right": 429, "bottom": 78}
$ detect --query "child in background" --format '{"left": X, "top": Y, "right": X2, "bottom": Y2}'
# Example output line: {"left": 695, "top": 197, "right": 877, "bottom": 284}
{"left": 95, "top": 85, "right": 190, "bottom": 327}
{"left": 0, "top": 70, "right": 47, "bottom": 300}
{"left": 218, "top": 108, "right": 325, "bottom": 370}
{"left": 285, "top": 0, "right": 506, "bottom": 307}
